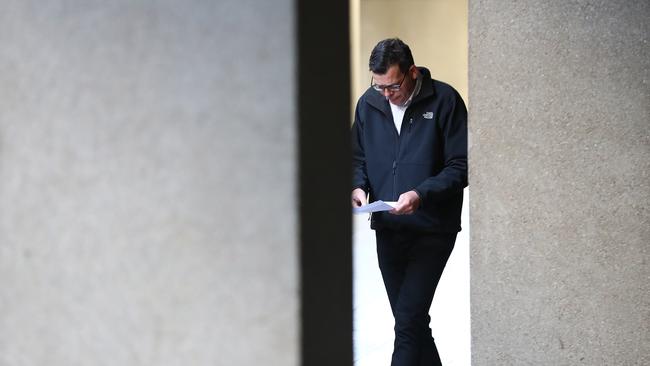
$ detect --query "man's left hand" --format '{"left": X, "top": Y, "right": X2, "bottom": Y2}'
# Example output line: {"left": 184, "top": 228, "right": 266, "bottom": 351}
{"left": 390, "top": 190, "right": 421, "bottom": 215}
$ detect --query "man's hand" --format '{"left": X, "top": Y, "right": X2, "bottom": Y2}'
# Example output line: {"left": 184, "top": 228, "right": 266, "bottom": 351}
{"left": 390, "top": 190, "right": 420, "bottom": 215}
{"left": 351, "top": 188, "right": 367, "bottom": 208}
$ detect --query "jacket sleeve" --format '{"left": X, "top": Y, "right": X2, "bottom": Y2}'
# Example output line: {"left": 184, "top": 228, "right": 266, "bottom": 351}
{"left": 414, "top": 90, "right": 468, "bottom": 204}
{"left": 351, "top": 101, "right": 369, "bottom": 192}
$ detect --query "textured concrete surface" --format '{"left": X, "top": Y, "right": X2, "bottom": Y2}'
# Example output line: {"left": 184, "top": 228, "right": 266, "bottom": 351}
{"left": 0, "top": 1, "right": 297, "bottom": 365}
{"left": 469, "top": 1, "right": 649, "bottom": 365}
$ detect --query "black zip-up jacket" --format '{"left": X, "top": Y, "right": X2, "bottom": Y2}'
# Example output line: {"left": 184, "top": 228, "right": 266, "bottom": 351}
{"left": 352, "top": 67, "right": 467, "bottom": 233}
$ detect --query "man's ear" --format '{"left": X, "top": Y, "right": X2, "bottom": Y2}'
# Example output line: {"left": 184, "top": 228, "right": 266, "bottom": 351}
{"left": 409, "top": 65, "right": 417, "bottom": 79}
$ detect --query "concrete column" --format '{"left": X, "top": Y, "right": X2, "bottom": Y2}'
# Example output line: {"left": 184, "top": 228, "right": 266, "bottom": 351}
{"left": 0, "top": 1, "right": 351, "bottom": 365}
{"left": 469, "top": 1, "right": 649, "bottom": 365}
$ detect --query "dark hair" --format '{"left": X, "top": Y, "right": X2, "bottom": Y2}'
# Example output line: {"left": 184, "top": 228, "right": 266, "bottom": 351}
{"left": 368, "top": 38, "right": 414, "bottom": 74}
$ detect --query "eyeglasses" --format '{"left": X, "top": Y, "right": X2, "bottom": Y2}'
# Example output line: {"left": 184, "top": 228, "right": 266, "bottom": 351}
{"left": 371, "top": 71, "right": 408, "bottom": 93}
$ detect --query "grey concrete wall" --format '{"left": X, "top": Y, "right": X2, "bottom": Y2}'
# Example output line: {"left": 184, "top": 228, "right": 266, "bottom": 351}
{"left": 0, "top": 1, "right": 298, "bottom": 365}
{"left": 469, "top": 1, "right": 649, "bottom": 365}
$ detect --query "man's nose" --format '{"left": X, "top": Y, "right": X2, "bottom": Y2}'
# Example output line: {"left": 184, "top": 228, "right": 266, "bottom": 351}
{"left": 382, "top": 88, "right": 392, "bottom": 97}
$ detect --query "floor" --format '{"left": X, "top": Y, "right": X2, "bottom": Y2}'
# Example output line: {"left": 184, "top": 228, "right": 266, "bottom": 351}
{"left": 353, "top": 191, "right": 470, "bottom": 366}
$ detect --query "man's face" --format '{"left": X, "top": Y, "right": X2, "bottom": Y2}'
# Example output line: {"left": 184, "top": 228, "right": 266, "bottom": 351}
{"left": 371, "top": 64, "right": 415, "bottom": 106}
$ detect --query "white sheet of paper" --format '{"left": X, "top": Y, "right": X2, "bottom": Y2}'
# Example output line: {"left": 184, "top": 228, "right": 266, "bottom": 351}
{"left": 353, "top": 200, "right": 397, "bottom": 214}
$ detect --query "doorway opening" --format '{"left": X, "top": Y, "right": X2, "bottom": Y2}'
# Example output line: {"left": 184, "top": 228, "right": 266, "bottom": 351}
{"left": 350, "top": 1, "right": 470, "bottom": 365}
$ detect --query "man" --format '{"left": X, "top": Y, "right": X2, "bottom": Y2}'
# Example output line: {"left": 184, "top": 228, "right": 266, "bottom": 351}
{"left": 351, "top": 38, "right": 467, "bottom": 366}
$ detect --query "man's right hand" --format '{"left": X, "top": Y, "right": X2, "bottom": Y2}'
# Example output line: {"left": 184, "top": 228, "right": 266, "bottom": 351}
{"left": 351, "top": 188, "right": 367, "bottom": 208}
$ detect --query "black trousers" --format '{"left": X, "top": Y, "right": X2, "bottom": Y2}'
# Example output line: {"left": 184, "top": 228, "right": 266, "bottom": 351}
{"left": 376, "top": 229, "right": 457, "bottom": 366}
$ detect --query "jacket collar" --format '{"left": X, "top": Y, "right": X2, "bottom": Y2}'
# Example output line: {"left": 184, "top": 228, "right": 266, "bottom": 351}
{"left": 411, "top": 67, "right": 435, "bottom": 105}
{"left": 364, "top": 67, "right": 435, "bottom": 116}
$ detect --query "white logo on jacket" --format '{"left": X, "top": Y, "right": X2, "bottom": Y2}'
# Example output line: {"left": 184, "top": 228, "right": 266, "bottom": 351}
{"left": 422, "top": 112, "right": 434, "bottom": 119}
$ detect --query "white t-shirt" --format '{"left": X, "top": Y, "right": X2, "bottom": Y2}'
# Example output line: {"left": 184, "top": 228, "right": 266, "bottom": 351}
{"left": 389, "top": 102, "right": 407, "bottom": 135}
{"left": 389, "top": 76, "right": 422, "bottom": 135}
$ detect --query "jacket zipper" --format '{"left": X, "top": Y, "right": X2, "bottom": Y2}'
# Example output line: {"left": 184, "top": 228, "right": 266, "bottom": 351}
{"left": 392, "top": 115, "right": 413, "bottom": 201}
{"left": 391, "top": 108, "right": 415, "bottom": 202}
{"left": 392, "top": 160, "right": 397, "bottom": 200}
{"left": 393, "top": 114, "right": 400, "bottom": 201}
